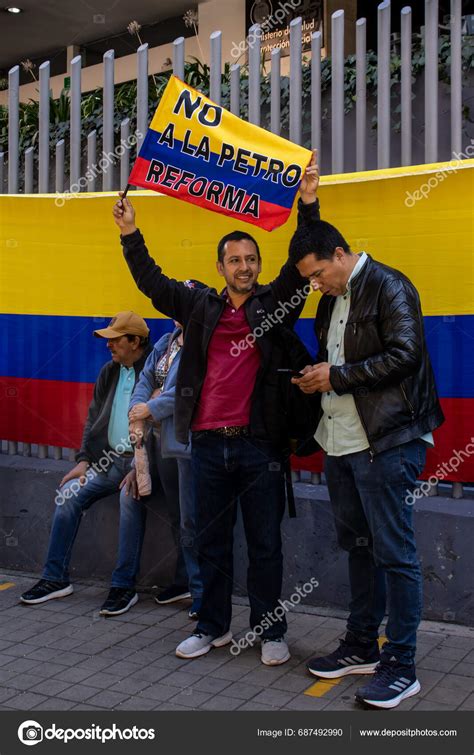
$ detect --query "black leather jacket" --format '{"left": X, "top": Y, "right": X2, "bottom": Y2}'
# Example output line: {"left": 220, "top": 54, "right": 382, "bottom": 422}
{"left": 315, "top": 254, "right": 444, "bottom": 455}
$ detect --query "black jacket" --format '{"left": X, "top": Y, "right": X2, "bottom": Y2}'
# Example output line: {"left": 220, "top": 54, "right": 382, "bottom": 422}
{"left": 315, "top": 254, "right": 444, "bottom": 455}
{"left": 76, "top": 346, "right": 152, "bottom": 464}
{"left": 121, "top": 200, "right": 320, "bottom": 446}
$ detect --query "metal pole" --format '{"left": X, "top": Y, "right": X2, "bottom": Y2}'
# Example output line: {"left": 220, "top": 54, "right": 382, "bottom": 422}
{"left": 248, "top": 24, "right": 261, "bottom": 126}
{"left": 210, "top": 30, "right": 222, "bottom": 106}
{"left": 401, "top": 6, "right": 412, "bottom": 166}
{"left": 173, "top": 36, "right": 185, "bottom": 81}
{"left": 331, "top": 10, "right": 344, "bottom": 174}
{"left": 311, "top": 31, "right": 322, "bottom": 162}
{"left": 0, "top": 153, "right": 4, "bottom": 194}
{"left": 55, "top": 139, "right": 65, "bottom": 194}
{"left": 290, "top": 17, "right": 302, "bottom": 145}
{"left": 270, "top": 48, "right": 281, "bottom": 136}
{"left": 230, "top": 64, "right": 241, "bottom": 117}
{"left": 8, "top": 66, "right": 19, "bottom": 193}
{"left": 103, "top": 50, "right": 115, "bottom": 191}
{"left": 356, "top": 18, "right": 367, "bottom": 172}
{"left": 39, "top": 61, "right": 50, "bottom": 193}
{"left": 70, "top": 55, "right": 82, "bottom": 190}
{"left": 87, "top": 131, "right": 97, "bottom": 192}
{"left": 450, "top": 0, "right": 462, "bottom": 157}
{"left": 377, "top": 1, "right": 391, "bottom": 169}
{"left": 120, "top": 119, "right": 130, "bottom": 190}
{"left": 24, "top": 147, "right": 34, "bottom": 193}
{"left": 137, "top": 43, "right": 149, "bottom": 152}
{"left": 424, "top": 0, "right": 439, "bottom": 163}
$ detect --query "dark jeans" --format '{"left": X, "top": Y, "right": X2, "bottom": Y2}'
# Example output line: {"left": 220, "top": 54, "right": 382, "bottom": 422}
{"left": 192, "top": 432, "right": 287, "bottom": 640}
{"left": 324, "top": 438, "right": 427, "bottom": 665}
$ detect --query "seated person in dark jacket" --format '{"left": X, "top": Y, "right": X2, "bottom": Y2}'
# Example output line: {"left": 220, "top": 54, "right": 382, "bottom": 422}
{"left": 113, "top": 151, "right": 320, "bottom": 667}
{"left": 289, "top": 220, "right": 444, "bottom": 709}
{"left": 20, "top": 311, "right": 153, "bottom": 617}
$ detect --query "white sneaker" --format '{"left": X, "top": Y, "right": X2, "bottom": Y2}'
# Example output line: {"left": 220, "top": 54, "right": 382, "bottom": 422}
{"left": 176, "top": 631, "right": 233, "bottom": 659}
{"left": 261, "top": 637, "right": 291, "bottom": 666}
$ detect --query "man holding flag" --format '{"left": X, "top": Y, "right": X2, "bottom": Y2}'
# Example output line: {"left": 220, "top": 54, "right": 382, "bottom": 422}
{"left": 112, "top": 151, "right": 319, "bottom": 665}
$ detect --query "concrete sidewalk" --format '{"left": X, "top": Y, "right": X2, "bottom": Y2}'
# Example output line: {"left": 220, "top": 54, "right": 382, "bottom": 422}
{"left": 0, "top": 570, "right": 472, "bottom": 713}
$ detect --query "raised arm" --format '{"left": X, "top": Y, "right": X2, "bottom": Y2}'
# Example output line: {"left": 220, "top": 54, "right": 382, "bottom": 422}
{"left": 113, "top": 194, "right": 199, "bottom": 324}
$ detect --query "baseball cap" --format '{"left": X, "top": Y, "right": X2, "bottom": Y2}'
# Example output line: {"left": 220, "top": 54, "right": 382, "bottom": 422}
{"left": 93, "top": 311, "right": 150, "bottom": 339}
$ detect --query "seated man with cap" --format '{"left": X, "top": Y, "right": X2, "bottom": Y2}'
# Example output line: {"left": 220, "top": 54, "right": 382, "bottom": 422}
{"left": 20, "top": 311, "right": 153, "bottom": 616}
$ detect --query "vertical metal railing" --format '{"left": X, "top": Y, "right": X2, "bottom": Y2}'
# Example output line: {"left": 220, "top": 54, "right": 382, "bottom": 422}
{"left": 270, "top": 48, "right": 281, "bottom": 136}
{"left": 401, "top": 6, "right": 412, "bottom": 166}
{"left": 210, "top": 31, "right": 222, "bottom": 105}
{"left": 70, "top": 55, "right": 82, "bottom": 191}
{"left": 8, "top": 65, "right": 19, "bottom": 193}
{"left": 39, "top": 61, "right": 50, "bottom": 192}
{"left": 424, "top": 0, "right": 439, "bottom": 163}
{"left": 450, "top": 0, "right": 462, "bottom": 157}
{"left": 377, "top": 0, "right": 391, "bottom": 169}
{"left": 311, "top": 31, "right": 321, "bottom": 160}
{"left": 289, "top": 17, "right": 302, "bottom": 145}
{"left": 102, "top": 50, "right": 114, "bottom": 191}
{"left": 248, "top": 24, "right": 261, "bottom": 127}
{"left": 331, "top": 10, "right": 344, "bottom": 174}
{"left": 356, "top": 17, "right": 367, "bottom": 171}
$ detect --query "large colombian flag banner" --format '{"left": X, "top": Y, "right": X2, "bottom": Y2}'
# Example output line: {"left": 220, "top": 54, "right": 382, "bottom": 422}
{"left": 128, "top": 75, "right": 312, "bottom": 231}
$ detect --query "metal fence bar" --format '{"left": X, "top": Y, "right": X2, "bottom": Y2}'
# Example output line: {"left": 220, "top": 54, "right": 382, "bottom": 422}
{"left": 270, "top": 48, "right": 281, "bottom": 136}
{"left": 87, "top": 131, "right": 97, "bottom": 192}
{"left": 424, "top": 0, "right": 438, "bottom": 163}
{"left": 38, "top": 445, "right": 48, "bottom": 459}
{"left": 8, "top": 441, "right": 18, "bottom": 455}
{"left": 52, "top": 447, "right": 62, "bottom": 460}
{"left": 377, "top": 1, "right": 391, "bottom": 169}
{"left": 137, "top": 43, "right": 149, "bottom": 152}
{"left": 331, "top": 10, "right": 344, "bottom": 174}
{"left": 230, "top": 64, "right": 240, "bottom": 116}
{"left": 311, "top": 473, "right": 321, "bottom": 485}
{"left": 356, "top": 18, "right": 367, "bottom": 172}
{"left": 23, "top": 443, "right": 31, "bottom": 457}
{"left": 248, "top": 24, "right": 261, "bottom": 126}
{"left": 55, "top": 140, "right": 65, "bottom": 194}
{"left": 210, "top": 30, "right": 222, "bottom": 105}
{"left": 39, "top": 61, "right": 50, "bottom": 193}
{"left": 0, "top": 153, "right": 4, "bottom": 193}
{"left": 172, "top": 36, "right": 185, "bottom": 81}
{"left": 70, "top": 55, "right": 82, "bottom": 190}
{"left": 452, "top": 482, "right": 463, "bottom": 499}
{"left": 289, "top": 17, "right": 302, "bottom": 145}
{"left": 120, "top": 118, "right": 130, "bottom": 190}
{"left": 8, "top": 66, "right": 19, "bottom": 194}
{"left": 102, "top": 50, "right": 115, "bottom": 191}
{"left": 401, "top": 6, "right": 412, "bottom": 166}
{"left": 450, "top": 0, "right": 462, "bottom": 157}
{"left": 311, "top": 31, "right": 321, "bottom": 160}
{"left": 24, "top": 147, "right": 34, "bottom": 193}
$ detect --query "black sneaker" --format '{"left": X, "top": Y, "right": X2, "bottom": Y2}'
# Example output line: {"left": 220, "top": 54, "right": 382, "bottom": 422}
{"left": 99, "top": 588, "right": 139, "bottom": 616}
{"left": 355, "top": 656, "right": 420, "bottom": 709}
{"left": 154, "top": 585, "right": 191, "bottom": 605}
{"left": 20, "top": 579, "right": 73, "bottom": 605}
{"left": 307, "top": 636, "right": 380, "bottom": 678}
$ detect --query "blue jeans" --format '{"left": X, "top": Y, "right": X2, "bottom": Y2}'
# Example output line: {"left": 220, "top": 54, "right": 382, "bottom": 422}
{"left": 192, "top": 432, "right": 286, "bottom": 640}
{"left": 42, "top": 456, "right": 146, "bottom": 589}
{"left": 177, "top": 458, "right": 203, "bottom": 601}
{"left": 324, "top": 438, "right": 427, "bottom": 665}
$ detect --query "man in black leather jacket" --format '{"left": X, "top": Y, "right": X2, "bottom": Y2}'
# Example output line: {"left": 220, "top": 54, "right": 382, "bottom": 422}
{"left": 289, "top": 218, "right": 444, "bottom": 709}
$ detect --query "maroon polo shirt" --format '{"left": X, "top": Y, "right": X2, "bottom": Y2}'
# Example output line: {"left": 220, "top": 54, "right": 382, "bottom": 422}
{"left": 191, "top": 295, "right": 261, "bottom": 430}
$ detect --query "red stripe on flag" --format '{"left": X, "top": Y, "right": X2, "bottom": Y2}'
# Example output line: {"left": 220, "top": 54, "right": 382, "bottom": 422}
{"left": 129, "top": 156, "right": 291, "bottom": 231}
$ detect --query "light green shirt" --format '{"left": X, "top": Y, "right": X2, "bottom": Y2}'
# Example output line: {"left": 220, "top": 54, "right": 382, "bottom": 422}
{"left": 314, "top": 253, "right": 434, "bottom": 456}
{"left": 108, "top": 365, "right": 135, "bottom": 452}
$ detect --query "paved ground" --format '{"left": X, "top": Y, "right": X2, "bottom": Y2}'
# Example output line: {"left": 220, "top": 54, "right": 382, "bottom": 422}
{"left": 0, "top": 570, "right": 473, "bottom": 713}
